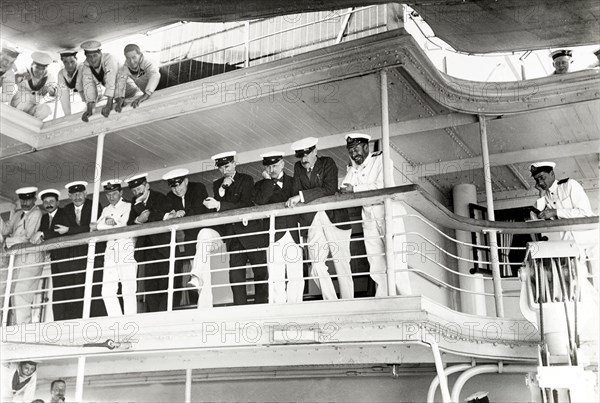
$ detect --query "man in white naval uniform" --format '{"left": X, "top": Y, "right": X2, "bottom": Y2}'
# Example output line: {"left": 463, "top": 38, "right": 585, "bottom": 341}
{"left": 80, "top": 40, "right": 139, "bottom": 122}
{"left": 530, "top": 161, "right": 598, "bottom": 285}
{"left": 56, "top": 51, "right": 85, "bottom": 116}
{"left": 92, "top": 180, "right": 137, "bottom": 316}
{"left": 1, "top": 187, "right": 44, "bottom": 324}
{"left": 115, "top": 44, "right": 161, "bottom": 111}
{"left": 10, "top": 52, "right": 56, "bottom": 120}
{"left": 340, "top": 133, "right": 412, "bottom": 297}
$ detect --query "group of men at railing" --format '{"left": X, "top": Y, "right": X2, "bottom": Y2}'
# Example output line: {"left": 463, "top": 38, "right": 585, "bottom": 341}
{"left": 1, "top": 134, "right": 413, "bottom": 325}
{"left": 0, "top": 41, "right": 160, "bottom": 121}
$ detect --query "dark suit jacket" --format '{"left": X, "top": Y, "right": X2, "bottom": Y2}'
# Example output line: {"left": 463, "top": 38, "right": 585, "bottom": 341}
{"left": 213, "top": 172, "right": 264, "bottom": 249}
{"left": 292, "top": 156, "right": 350, "bottom": 232}
{"left": 39, "top": 207, "right": 66, "bottom": 259}
{"left": 61, "top": 199, "right": 103, "bottom": 235}
{"left": 254, "top": 174, "right": 300, "bottom": 243}
{"left": 128, "top": 189, "right": 172, "bottom": 261}
{"left": 166, "top": 181, "right": 210, "bottom": 255}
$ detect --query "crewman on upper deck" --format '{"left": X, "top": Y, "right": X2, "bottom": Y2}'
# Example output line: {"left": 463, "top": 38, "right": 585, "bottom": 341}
{"left": 0, "top": 187, "right": 43, "bottom": 324}
{"left": 0, "top": 43, "right": 20, "bottom": 103}
{"left": 285, "top": 137, "right": 354, "bottom": 300}
{"left": 340, "top": 133, "right": 412, "bottom": 296}
{"left": 80, "top": 40, "right": 139, "bottom": 122}
{"left": 115, "top": 44, "right": 162, "bottom": 112}
{"left": 162, "top": 168, "right": 209, "bottom": 307}
{"left": 530, "top": 161, "right": 598, "bottom": 284}
{"left": 550, "top": 49, "right": 572, "bottom": 75}
{"left": 1, "top": 360, "right": 38, "bottom": 402}
{"left": 56, "top": 50, "right": 85, "bottom": 116}
{"left": 92, "top": 179, "right": 137, "bottom": 316}
{"left": 10, "top": 52, "right": 56, "bottom": 120}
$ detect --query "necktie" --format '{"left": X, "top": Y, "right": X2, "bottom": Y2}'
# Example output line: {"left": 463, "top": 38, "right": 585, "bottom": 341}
{"left": 48, "top": 213, "right": 53, "bottom": 228}
{"left": 76, "top": 208, "right": 81, "bottom": 225}
{"left": 307, "top": 168, "right": 312, "bottom": 175}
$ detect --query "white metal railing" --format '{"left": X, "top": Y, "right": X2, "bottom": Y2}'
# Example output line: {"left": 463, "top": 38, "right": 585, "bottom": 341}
{"left": 1, "top": 185, "right": 597, "bottom": 327}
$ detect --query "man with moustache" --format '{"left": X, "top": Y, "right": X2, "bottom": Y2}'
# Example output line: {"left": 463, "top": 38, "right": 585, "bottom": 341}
{"left": 80, "top": 40, "right": 139, "bottom": 122}
{"left": 56, "top": 50, "right": 85, "bottom": 116}
{"left": 127, "top": 173, "right": 172, "bottom": 312}
{"left": 115, "top": 44, "right": 161, "bottom": 112}
{"left": 49, "top": 379, "right": 66, "bottom": 402}
{"left": 10, "top": 52, "right": 57, "bottom": 120}
{"left": 1, "top": 187, "right": 43, "bottom": 324}
{"left": 92, "top": 180, "right": 137, "bottom": 316}
{"left": 285, "top": 137, "right": 353, "bottom": 300}
{"left": 52, "top": 181, "right": 105, "bottom": 319}
{"left": 254, "top": 152, "right": 304, "bottom": 304}
{"left": 162, "top": 168, "right": 209, "bottom": 307}
{"left": 340, "top": 133, "right": 412, "bottom": 296}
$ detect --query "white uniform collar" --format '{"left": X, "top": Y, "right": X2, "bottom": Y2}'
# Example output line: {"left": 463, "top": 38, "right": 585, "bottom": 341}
{"left": 547, "top": 180, "right": 558, "bottom": 195}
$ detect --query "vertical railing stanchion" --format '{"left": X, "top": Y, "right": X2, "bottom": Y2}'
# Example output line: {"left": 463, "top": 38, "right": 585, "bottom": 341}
{"left": 75, "top": 356, "right": 86, "bottom": 402}
{"left": 167, "top": 227, "right": 177, "bottom": 311}
{"left": 384, "top": 197, "right": 396, "bottom": 297}
{"left": 82, "top": 240, "right": 97, "bottom": 319}
{"left": 268, "top": 214, "right": 276, "bottom": 304}
{"left": 2, "top": 254, "right": 16, "bottom": 326}
{"left": 478, "top": 114, "right": 504, "bottom": 317}
{"left": 244, "top": 21, "right": 250, "bottom": 67}
{"left": 185, "top": 368, "right": 192, "bottom": 402}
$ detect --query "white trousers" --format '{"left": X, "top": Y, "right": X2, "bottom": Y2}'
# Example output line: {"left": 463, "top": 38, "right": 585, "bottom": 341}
{"left": 190, "top": 228, "right": 226, "bottom": 308}
{"left": 10, "top": 252, "right": 45, "bottom": 324}
{"left": 102, "top": 239, "right": 138, "bottom": 316}
{"left": 269, "top": 231, "right": 304, "bottom": 304}
{"left": 307, "top": 211, "right": 353, "bottom": 300}
{"left": 362, "top": 202, "right": 412, "bottom": 296}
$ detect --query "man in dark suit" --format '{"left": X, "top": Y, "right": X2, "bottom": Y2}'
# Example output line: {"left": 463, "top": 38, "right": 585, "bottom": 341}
{"left": 52, "top": 181, "right": 106, "bottom": 319}
{"left": 201, "top": 151, "right": 267, "bottom": 305}
{"left": 285, "top": 137, "right": 353, "bottom": 300}
{"left": 31, "top": 189, "right": 66, "bottom": 320}
{"left": 162, "top": 168, "right": 209, "bottom": 307}
{"left": 254, "top": 151, "right": 304, "bottom": 304}
{"left": 127, "top": 173, "right": 172, "bottom": 312}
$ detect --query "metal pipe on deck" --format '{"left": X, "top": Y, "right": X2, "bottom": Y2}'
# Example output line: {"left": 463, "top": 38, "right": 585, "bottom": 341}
{"left": 380, "top": 69, "right": 393, "bottom": 187}
{"left": 185, "top": 368, "right": 192, "bottom": 402}
{"left": 2, "top": 254, "right": 15, "bottom": 326}
{"left": 75, "top": 356, "right": 86, "bottom": 401}
{"left": 427, "top": 363, "right": 472, "bottom": 403}
{"left": 478, "top": 114, "right": 505, "bottom": 318}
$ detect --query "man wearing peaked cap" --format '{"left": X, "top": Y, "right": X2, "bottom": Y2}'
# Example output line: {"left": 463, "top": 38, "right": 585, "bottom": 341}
{"left": 126, "top": 172, "right": 173, "bottom": 312}
{"left": 550, "top": 49, "right": 572, "bottom": 75}
{"left": 80, "top": 40, "right": 140, "bottom": 122}
{"left": 529, "top": 161, "right": 597, "bottom": 295}
{"left": 162, "top": 168, "right": 209, "bottom": 308}
{"left": 0, "top": 187, "right": 43, "bottom": 324}
{"left": 190, "top": 150, "right": 266, "bottom": 306}
{"left": 340, "top": 133, "right": 412, "bottom": 297}
{"left": 57, "top": 49, "right": 85, "bottom": 116}
{"left": 285, "top": 136, "right": 354, "bottom": 301}
{"left": 31, "top": 188, "right": 63, "bottom": 245}
{"left": 254, "top": 151, "right": 304, "bottom": 304}
{"left": 114, "top": 43, "right": 161, "bottom": 113}
{"left": 10, "top": 51, "right": 57, "bottom": 120}
{"left": 93, "top": 179, "right": 137, "bottom": 316}
{"left": 1, "top": 43, "right": 20, "bottom": 103}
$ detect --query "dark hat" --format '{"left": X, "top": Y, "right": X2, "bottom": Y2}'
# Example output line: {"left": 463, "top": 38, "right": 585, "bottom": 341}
{"left": 162, "top": 168, "right": 189, "bottom": 187}
{"left": 2, "top": 43, "right": 20, "bottom": 59}
{"left": 291, "top": 137, "right": 318, "bottom": 158}
{"left": 59, "top": 50, "right": 78, "bottom": 58}
{"left": 15, "top": 186, "right": 38, "bottom": 200}
{"left": 102, "top": 179, "right": 122, "bottom": 191}
{"left": 65, "top": 181, "right": 88, "bottom": 193}
{"left": 550, "top": 50, "right": 572, "bottom": 60}
{"left": 345, "top": 133, "right": 371, "bottom": 148}
{"left": 211, "top": 151, "right": 236, "bottom": 167}
{"left": 39, "top": 188, "right": 60, "bottom": 200}
{"left": 530, "top": 161, "right": 555, "bottom": 176}
{"left": 260, "top": 151, "right": 285, "bottom": 165}
{"left": 127, "top": 173, "right": 148, "bottom": 188}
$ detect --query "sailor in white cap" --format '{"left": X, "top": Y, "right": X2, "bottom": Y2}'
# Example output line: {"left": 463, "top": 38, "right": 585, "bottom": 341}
{"left": 162, "top": 168, "right": 209, "bottom": 308}
{"left": 340, "top": 134, "right": 412, "bottom": 296}
{"left": 285, "top": 137, "right": 354, "bottom": 300}
{"left": 1, "top": 360, "right": 39, "bottom": 402}
{"left": 529, "top": 161, "right": 597, "bottom": 292}
{"left": 1, "top": 187, "right": 43, "bottom": 324}
{"left": 92, "top": 179, "right": 137, "bottom": 316}
{"left": 1, "top": 43, "right": 20, "bottom": 103}
{"left": 10, "top": 51, "right": 57, "bottom": 120}
{"left": 80, "top": 40, "right": 138, "bottom": 122}
{"left": 550, "top": 49, "right": 572, "bottom": 75}
{"left": 115, "top": 43, "right": 160, "bottom": 112}
{"left": 254, "top": 151, "right": 304, "bottom": 303}
{"left": 56, "top": 50, "right": 85, "bottom": 116}
{"left": 126, "top": 173, "right": 173, "bottom": 312}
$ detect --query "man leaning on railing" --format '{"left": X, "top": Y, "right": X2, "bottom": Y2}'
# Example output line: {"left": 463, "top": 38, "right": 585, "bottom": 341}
{"left": 339, "top": 133, "right": 412, "bottom": 297}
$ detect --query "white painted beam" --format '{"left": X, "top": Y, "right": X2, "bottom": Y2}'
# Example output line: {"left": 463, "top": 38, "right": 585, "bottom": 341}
{"left": 0, "top": 105, "right": 41, "bottom": 147}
